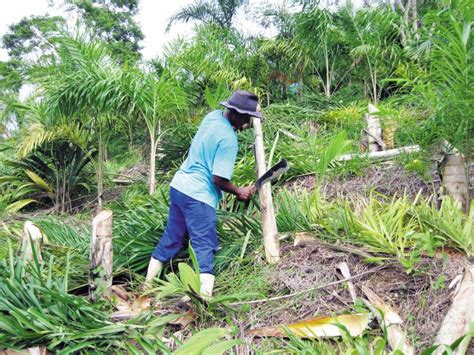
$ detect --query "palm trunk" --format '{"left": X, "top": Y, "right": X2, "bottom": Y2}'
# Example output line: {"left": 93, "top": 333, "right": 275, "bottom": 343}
{"left": 324, "top": 46, "right": 331, "bottom": 98}
{"left": 89, "top": 210, "right": 113, "bottom": 301}
{"left": 439, "top": 141, "right": 470, "bottom": 212}
{"left": 365, "top": 103, "right": 384, "bottom": 152}
{"left": 61, "top": 169, "right": 66, "bottom": 213}
{"left": 395, "top": 0, "right": 409, "bottom": 44}
{"left": 148, "top": 120, "right": 161, "bottom": 195}
{"left": 55, "top": 165, "right": 61, "bottom": 213}
{"left": 372, "top": 71, "right": 378, "bottom": 104}
{"left": 149, "top": 138, "right": 157, "bottom": 195}
{"left": 410, "top": 0, "right": 418, "bottom": 39}
{"left": 97, "top": 124, "right": 104, "bottom": 209}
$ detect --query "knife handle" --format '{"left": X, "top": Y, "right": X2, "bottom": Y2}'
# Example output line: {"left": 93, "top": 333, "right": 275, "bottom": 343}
{"left": 243, "top": 185, "right": 257, "bottom": 210}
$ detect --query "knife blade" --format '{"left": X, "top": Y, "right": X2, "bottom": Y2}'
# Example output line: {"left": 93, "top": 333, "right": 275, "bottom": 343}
{"left": 255, "top": 158, "right": 290, "bottom": 190}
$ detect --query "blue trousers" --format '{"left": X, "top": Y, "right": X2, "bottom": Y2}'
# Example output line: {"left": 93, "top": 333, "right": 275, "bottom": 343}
{"left": 152, "top": 187, "right": 218, "bottom": 274}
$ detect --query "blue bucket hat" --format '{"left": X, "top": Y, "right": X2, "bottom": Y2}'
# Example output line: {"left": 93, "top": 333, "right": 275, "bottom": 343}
{"left": 220, "top": 90, "right": 263, "bottom": 119}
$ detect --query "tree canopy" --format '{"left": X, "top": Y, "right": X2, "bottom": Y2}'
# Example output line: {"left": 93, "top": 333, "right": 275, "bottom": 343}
{"left": 66, "top": 0, "right": 144, "bottom": 63}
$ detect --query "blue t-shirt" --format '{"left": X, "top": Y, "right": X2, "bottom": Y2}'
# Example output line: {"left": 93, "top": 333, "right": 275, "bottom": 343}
{"left": 170, "top": 110, "right": 238, "bottom": 209}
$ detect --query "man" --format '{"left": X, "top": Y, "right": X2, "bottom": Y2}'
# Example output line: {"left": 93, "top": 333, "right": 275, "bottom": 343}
{"left": 144, "top": 90, "right": 262, "bottom": 298}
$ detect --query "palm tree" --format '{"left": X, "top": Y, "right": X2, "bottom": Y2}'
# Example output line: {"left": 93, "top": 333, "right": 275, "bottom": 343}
{"left": 343, "top": 8, "right": 403, "bottom": 103}
{"left": 164, "top": 24, "right": 253, "bottom": 92}
{"left": 121, "top": 68, "right": 188, "bottom": 194}
{"left": 41, "top": 35, "right": 189, "bottom": 197}
{"left": 295, "top": 8, "right": 351, "bottom": 98}
{"left": 39, "top": 35, "right": 128, "bottom": 208}
{"left": 167, "top": 0, "right": 248, "bottom": 31}
{"left": 401, "top": 1, "right": 473, "bottom": 207}
{"left": 1, "top": 103, "right": 95, "bottom": 213}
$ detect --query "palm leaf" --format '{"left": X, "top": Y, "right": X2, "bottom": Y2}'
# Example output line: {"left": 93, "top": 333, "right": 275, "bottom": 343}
{"left": 173, "top": 327, "right": 229, "bottom": 355}
{"left": 6, "top": 199, "right": 37, "bottom": 213}
{"left": 25, "top": 170, "right": 52, "bottom": 193}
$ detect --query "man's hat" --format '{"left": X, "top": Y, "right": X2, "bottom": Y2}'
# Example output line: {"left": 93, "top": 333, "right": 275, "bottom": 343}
{"left": 220, "top": 90, "right": 263, "bottom": 119}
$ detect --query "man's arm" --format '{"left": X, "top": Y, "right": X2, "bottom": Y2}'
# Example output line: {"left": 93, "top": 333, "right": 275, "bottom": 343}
{"left": 213, "top": 175, "right": 255, "bottom": 201}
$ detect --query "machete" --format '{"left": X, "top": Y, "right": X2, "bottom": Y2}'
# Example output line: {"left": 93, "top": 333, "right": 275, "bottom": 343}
{"left": 254, "top": 158, "right": 290, "bottom": 190}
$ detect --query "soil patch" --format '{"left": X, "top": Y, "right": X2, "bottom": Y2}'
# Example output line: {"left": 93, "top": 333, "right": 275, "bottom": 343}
{"left": 285, "top": 164, "right": 434, "bottom": 201}
{"left": 247, "top": 243, "right": 470, "bottom": 351}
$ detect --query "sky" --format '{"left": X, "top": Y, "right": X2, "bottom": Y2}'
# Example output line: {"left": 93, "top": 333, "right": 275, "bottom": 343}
{"left": 0, "top": 0, "right": 278, "bottom": 61}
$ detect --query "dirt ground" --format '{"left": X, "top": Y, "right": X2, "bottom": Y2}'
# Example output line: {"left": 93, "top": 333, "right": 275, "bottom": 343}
{"left": 245, "top": 243, "right": 470, "bottom": 351}
{"left": 285, "top": 164, "right": 436, "bottom": 201}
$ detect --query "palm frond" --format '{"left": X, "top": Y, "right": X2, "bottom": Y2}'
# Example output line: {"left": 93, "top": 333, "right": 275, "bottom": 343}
{"left": 167, "top": 1, "right": 219, "bottom": 31}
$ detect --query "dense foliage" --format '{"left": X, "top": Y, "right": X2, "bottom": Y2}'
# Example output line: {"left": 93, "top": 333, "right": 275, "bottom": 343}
{"left": 0, "top": 0, "right": 472, "bottom": 353}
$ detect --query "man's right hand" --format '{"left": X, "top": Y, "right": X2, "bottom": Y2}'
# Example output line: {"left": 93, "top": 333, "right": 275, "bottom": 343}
{"left": 236, "top": 186, "right": 256, "bottom": 201}
{"left": 213, "top": 176, "right": 256, "bottom": 201}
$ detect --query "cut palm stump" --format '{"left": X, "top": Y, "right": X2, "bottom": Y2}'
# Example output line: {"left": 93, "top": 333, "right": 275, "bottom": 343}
{"left": 253, "top": 116, "right": 280, "bottom": 263}
{"left": 442, "top": 151, "right": 469, "bottom": 212}
{"left": 434, "top": 265, "right": 474, "bottom": 355}
{"left": 365, "top": 103, "right": 385, "bottom": 152}
{"left": 89, "top": 210, "right": 113, "bottom": 301}
{"left": 20, "top": 221, "right": 44, "bottom": 263}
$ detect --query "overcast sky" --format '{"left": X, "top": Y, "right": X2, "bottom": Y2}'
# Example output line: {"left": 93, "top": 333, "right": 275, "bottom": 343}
{"left": 0, "top": 0, "right": 278, "bottom": 61}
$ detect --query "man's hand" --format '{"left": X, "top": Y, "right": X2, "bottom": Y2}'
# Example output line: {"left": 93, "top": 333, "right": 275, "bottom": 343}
{"left": 236, "top": 186, "right": 256, "bottom": 201}
{"left": 213, "top": 176, "right": 256, "bottom": 201}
